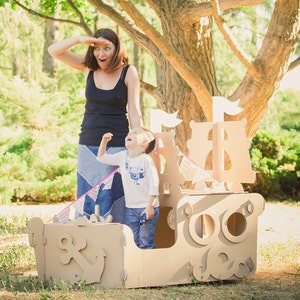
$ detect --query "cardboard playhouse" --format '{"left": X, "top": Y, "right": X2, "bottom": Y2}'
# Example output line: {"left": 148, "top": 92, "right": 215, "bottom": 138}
{"left": 28, "top": 97, "right": 265, "bottom": 288}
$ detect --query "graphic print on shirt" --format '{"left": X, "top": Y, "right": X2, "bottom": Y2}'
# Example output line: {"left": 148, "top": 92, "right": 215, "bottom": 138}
{"left": 126, "top": 161, "right": 145, "bottom": 185}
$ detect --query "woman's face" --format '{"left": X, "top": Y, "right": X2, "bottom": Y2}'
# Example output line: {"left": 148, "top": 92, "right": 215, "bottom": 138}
{"left": 93, "top": 37, "right": 116, "bottom": 70}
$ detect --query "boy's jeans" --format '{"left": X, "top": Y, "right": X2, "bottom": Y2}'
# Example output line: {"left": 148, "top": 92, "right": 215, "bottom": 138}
{"left": 125, "top": 207, "right": 160, "bottom": 249}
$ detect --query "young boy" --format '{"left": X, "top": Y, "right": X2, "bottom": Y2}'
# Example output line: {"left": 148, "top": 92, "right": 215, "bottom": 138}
{"left": 97, "top": 127, "right": 160, "bottom": 249}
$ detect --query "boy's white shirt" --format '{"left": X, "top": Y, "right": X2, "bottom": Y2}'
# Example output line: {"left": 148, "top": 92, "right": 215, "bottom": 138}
{"left": 97, "top": 150, "right": 159, "bottom": 208}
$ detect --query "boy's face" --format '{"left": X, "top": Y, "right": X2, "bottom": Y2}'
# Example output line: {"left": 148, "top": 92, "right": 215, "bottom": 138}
{"left": 125, "top": 128, "right": 146, "bottom": 148}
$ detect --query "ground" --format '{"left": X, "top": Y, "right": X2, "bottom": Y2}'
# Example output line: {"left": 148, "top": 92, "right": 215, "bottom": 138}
{"left": 0, "top": 201, "right": 299, "bottom": 299}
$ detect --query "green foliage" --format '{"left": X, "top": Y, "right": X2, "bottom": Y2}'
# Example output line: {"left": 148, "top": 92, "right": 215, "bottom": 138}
{"left": 260, "top": 89, "right": 300, "bottom": 133}
{"left": 251, "top": 132, "right": 283, "bottom": 160}
{"left": 0, "top": 70, "right": 79, "bottom": 204}
{"left": 0, "top": 2, "right": 299, "bottom": 204}
{"left": 245, "top": 88, "right": 300, "bottom": 201}
{"left": 0, "top": 0, "right": 8, "bottom": 7}
{"left": 5, "top": 136, "right": 34, "bottom": 155}
{"left": 0, "top": 244, "right": 35, "bottom": 275}
{"left": 247, "top": 130, "right": 300, "bottom": 200}
{"left": 274, "top": 90, "right": 300, "bottom": 131}
{"left": 0, "top": 7, "right": 85, "bottom": 204}
{"left": 214, "top": 2, "right": 272, "bottom": 97}
{"left": 39, "top": 0, "right": 58, "bottom": 15}
{"left": 0, "top": 215, "right": 30, "bottom": 236}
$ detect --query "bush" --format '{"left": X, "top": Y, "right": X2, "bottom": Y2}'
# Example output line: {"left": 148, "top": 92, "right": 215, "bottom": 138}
{"left": 251, "top": 131, "right": 283, "bottom": 160}
{"left": 247, "top": 131, "right": 300, "bottom": 201}
{"left": 14, "top": 174, "right": 76, "bottom": 203}
{"left": 0, "top": 71, "right": 81, "bottom": 204}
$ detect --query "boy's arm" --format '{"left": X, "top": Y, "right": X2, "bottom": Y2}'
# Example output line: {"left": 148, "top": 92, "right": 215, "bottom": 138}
{"left": 141, "top": 157, "right": 159, "bottom": 220}
{"left": 97, "top": 133, "right": 113, "bottom": 158}
{"left": 142, "top": 195, "right": 157, "bottom": 220}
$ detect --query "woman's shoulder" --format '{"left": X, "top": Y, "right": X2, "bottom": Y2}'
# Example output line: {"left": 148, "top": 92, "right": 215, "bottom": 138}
{"left": 126, "top": 64, "right": 137, "bottom": 73}
{"left": 83, "top": 68, "right": 93, "bottom": 78}
{"left": 124, "top": 64, "right": 139, "bottom": 83}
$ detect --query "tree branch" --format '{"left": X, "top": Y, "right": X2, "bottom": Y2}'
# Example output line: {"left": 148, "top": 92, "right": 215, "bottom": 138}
{"left": 13, "top": 0, "right": 92, "bottom": 35}
{"left": 66, "top": 0, "right": 93, "bottom": 35}
{"left": 140, "top": 80, "right": 163, "bottom": 106}
{"left": 210, "top": 0, "right": 259, "bottom": 78}
{"left": 180, "top": 0, "right": 265, "bottom": 25}
{"left": 144, "top": 0, "right": 164, "bottom": 20}
{"left": 288, "top": 56, "right": 300, "bottom": 72}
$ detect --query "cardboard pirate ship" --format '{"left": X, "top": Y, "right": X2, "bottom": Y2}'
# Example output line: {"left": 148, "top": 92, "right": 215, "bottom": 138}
{"left": 28, "top": 98, "right": 265, "bottom": 288}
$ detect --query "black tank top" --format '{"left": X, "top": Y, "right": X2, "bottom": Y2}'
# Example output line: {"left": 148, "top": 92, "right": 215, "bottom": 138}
{"left": 79, "top": 65, "right": 130, "bottom": 147}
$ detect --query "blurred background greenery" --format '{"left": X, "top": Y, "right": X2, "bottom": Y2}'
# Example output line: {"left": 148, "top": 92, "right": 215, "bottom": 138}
{"left": 0, "top": 3, "right": 299, "bottom": 204}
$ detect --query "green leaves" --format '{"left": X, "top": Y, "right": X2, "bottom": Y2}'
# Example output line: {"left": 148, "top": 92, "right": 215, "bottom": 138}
{"left": 0, "top": 0, "right": 9, "bottom": 8}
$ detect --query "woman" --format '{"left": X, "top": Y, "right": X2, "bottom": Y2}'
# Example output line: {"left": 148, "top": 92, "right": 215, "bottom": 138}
{"left": 48, "top": 28, "right": 143, "bottom": 221}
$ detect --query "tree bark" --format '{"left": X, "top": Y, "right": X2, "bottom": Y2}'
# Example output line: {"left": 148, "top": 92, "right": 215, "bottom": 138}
{"left": 43, "top": 19, "right": 58, "bottom": 78}
{"left": 153, "top": 1, "right": 220, "bottom": 150}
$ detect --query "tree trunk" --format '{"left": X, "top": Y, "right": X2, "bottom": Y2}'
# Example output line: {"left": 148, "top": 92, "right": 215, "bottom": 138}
{"left": 155, "top": 1, "right": 220, "bottom": 151}
{"left": 43, "top": 19, "right": 58, "bottom": 77}
{"left": 12, "top": 58, "right": 20, "bottom": 76}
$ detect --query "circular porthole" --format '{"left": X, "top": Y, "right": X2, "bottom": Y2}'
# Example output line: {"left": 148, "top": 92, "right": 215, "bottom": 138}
{"left": 222, "top": 209, "right": 248, "bottom": 243}
{"left": 189, "top": 212, "right": 219, "bottom": 245}
{"left": 227, "top": 212, "right": 246, "bottom": 236}
{"left": 167, "top": 209, "right": 175, "bottom": 230}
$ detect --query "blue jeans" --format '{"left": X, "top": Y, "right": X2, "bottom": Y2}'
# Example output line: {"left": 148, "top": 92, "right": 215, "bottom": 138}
{"left": 125, "top": 207, "right": 159, "bottom": 249}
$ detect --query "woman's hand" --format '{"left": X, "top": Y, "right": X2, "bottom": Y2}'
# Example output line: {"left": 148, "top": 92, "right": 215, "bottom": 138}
{"left": 78, "top": 36, "right": 99, "bottom": 47}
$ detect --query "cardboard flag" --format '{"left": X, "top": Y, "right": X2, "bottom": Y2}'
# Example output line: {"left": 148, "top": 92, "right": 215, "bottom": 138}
{"left": 51, "top": 167, "right": 120, "bottom": 223}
